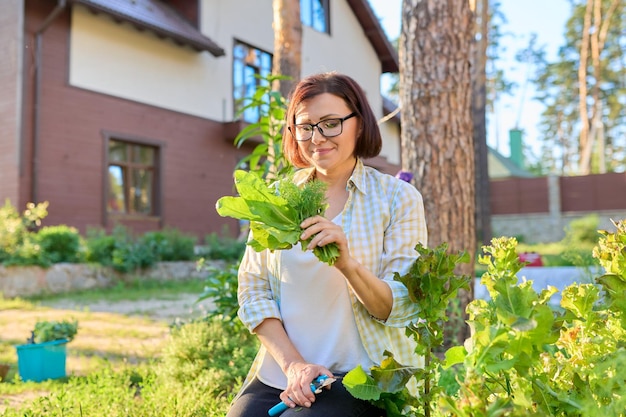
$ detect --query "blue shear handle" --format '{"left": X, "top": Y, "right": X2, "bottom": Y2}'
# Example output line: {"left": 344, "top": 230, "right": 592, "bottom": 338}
{"left": 267, "top": 402, "right": 289, "bottom": 416}
{"left": 267, "top": 376, "right": 328, "bottom": 416}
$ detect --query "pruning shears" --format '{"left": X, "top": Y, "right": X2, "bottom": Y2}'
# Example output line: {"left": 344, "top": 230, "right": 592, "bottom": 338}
{"left": 267, "top": 375, "right": 337, "bottom": 416}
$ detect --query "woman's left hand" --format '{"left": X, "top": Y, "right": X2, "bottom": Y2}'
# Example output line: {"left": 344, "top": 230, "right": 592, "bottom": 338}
{"left": 300, "top": 216, "right": 355, "bottom": 270}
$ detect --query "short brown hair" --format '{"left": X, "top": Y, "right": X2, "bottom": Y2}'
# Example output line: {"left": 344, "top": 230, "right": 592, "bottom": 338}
{"left": 283, "top": 72, "right": 382, "bottom": 168}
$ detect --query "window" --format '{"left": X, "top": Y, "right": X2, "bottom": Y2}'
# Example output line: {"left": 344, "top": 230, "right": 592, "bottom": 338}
{"left": 301, "top": 0, "right": 330, "bottom": 34}
{"left": 233, "top": 41, "right": 272, "bottom": 123}
{"left": 107, "top": 140, "right": 158, "bottom": 216}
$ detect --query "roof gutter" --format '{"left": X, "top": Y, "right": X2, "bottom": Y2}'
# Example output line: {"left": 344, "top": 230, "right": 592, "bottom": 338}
{"left": 31, "top": 0, "right": 67, "bottom": 203}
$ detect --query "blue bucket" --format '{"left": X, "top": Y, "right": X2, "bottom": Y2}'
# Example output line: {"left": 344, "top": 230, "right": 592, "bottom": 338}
{"left": 16, "top": 339, "right": 68, "bottom": 382}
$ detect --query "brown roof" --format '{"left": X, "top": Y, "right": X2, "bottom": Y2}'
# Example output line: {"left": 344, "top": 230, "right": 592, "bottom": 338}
{"left": 70, "top": 0, "right": 225, "bottom": 56}
{"left": 346, "top": 0, "right": 399, "bottom": 73}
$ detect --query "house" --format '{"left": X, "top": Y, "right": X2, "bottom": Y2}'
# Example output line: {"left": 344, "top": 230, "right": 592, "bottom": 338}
{"left": 488, "top": 147, "right": 535, "bottom": 179}
{"left": 0, "top": 0, "right": 401, "bottom": 240}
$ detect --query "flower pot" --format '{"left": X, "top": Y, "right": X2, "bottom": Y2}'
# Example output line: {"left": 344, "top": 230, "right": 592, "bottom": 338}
{"left": 16, "top": 339, "right": 68, "bottom": 382}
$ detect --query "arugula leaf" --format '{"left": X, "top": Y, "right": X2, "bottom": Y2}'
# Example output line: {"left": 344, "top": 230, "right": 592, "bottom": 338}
{"left": 216, "top": 170, "right": 339, "bottom": 265}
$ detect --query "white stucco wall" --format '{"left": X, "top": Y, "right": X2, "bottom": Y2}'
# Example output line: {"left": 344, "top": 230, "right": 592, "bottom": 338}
{"left": 68, "top": 0, "right": 399, "bottom": 162}
{"left": 301, "top": 1, "right": 382, "bottom": 118}
{"left": 378, "top": 117, "right": 401, "bottom": 165}
{"left": 69, "top": 5, "right": 226, "bottom": 120}
{"left": 198, "top": 0, "right": 275, "bottom": 121}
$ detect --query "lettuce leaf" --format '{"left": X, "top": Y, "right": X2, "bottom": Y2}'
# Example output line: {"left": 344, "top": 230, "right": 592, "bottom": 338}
{"left": 215, "top": 170, "right": 339, "bottom": 265}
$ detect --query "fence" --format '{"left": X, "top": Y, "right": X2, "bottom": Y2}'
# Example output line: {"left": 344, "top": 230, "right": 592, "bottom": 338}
{"left": 490, "top": 172, "right": 626, "bottom": 243}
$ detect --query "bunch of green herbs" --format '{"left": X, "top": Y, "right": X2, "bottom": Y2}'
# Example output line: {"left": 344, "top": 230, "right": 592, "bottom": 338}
{"left": 216, "top": 170, "right": 339, "bottom": 265}
{"left": 30, "top": 319, "right": 79, "bottom": 343}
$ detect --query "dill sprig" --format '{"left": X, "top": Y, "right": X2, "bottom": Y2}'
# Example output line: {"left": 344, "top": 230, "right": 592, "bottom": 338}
{"left": 277, "top": 177, "right": 339, "bottom": 265}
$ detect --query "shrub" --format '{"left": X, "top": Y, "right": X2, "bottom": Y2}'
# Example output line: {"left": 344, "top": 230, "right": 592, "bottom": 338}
{"left": 161, "top": 317, "right": 258, "bottom": 396}
{"left": 86, "top": 225, "right": 200, "bottom": 272}
{"left": 85, "top": 227, "right": 117, "bottom": 265}
{"left": 201, "top": 231, "right": 245, "bottom": 262}
{"left": 36, "top": 225, "right": 84, "bottom": 264}
{"left": 564, "top": 213, "right": 600, "bottom": 245}
{"left": 197, "top": 261, "right": 241, "bottom": 327}
{"left": 140, "top": 228, "right": 196, "bottom": 261}
{"left": 85, "top": 225, "right": 152, "bottom": 272}
{"left": 0, "top": 200, "right": 49, "bottom": 266}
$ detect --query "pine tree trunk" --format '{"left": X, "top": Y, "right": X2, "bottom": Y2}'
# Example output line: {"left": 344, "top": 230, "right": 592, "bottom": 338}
{"left": 399, "top": 0, "right": 476, "bottom": 346}
{"left": 272, "top": 0, "right": 302, "bottom": 98}
{"left": 472, "top": 0, "right": 491, "bottom": 246}
{"left": 578, "top": 0, "right": 593, "bottom": 174}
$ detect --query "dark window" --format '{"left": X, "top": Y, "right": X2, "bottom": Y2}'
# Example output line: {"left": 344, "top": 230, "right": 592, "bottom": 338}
{"left": 233, "top": 41, "right": 272, "bottom": 123}
{"left": 107, "top": 140, "right": 158, "bottom": 215}
{"left": 301, "top": 0, "right": 330, "bottom": 34}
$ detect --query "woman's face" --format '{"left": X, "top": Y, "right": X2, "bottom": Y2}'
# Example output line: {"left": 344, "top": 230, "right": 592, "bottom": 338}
{"left": 294, "top": 93, "right": 358, "bottom": 176}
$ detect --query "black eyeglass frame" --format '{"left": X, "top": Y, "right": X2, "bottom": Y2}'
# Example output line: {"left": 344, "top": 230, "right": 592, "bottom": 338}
{"left": 289, "top": 112, "right": 357, "bottom": 142}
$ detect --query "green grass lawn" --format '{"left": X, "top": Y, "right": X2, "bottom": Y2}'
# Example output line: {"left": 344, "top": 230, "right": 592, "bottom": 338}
{"left": 0, "top": 279, "right": 256, "bottom": 416}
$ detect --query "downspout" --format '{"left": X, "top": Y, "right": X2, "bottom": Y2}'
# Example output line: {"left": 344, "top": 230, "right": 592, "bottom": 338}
{"left": 31, "top": 0, "right": 67, "bottom": 203}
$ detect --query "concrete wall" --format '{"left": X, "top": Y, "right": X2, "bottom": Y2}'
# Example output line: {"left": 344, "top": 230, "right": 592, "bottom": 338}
{"left": 0, "top": 261, "right": 224, "bottom": 298}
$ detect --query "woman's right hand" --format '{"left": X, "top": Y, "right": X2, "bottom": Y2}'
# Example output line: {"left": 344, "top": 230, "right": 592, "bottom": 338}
{"left": 280, "top": 362, "right": 333, "bottom": 409}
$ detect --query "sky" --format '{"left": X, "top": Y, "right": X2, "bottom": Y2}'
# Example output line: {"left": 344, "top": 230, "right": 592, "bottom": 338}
{"left": 367, "top": 0, "right": 572, "bottom": 159}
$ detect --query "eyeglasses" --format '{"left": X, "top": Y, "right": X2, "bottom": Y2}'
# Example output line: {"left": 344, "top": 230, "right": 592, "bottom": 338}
{"left": 290, "top": 112, "right": 357, "bottom": 142}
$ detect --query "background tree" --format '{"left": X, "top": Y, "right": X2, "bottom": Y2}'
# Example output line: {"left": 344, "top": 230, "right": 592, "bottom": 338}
{"left": 578, "top": 0, "right": 621, "bottom": 174}
{"left": 484, "top": 1, "right": 515, "bottom": 151}
{"left": 272, "top": 0, "right": 302, "bottom": 97}
{"left": 472, "top": 0, "right": 492, "bottom": 247}
{"left": 532, "top": 0, "right": 624, "bottom": 175}
{"left": 399, "top": 0, "right": 476, "bottom": 345}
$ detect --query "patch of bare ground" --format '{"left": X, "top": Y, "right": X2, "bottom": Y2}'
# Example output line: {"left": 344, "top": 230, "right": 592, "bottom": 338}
{"left": 40, "top": 293, "right": 216, "bottom": 322}
{"left": 0, "top": 390, "right": 50, "bottom": 413}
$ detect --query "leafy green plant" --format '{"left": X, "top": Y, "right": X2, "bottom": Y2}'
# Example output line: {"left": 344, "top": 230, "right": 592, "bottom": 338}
{"left": 109, "top": 227, "right": 158, "bottom": 272}
{"left": 0, "top": 200, "right": 49, "bottom": 266}
{"left": 201, "top": 231, "right": 246, "bottom": 262}
{"left": 36, "top": 225, "right": 84, "bottom": 264}
{"left": 85, "top": 226, "right": 117, "bottom": 265}
{"left": 196, "top": 261, "right": 241, "bottom": 327}
{"left": 438, "top": 234, "right": 626, "bottom": 416}
{"left": 161, "top": 317, "right": 258, "bottom": 396}
{"left": 29, "top": 319, "right": 78, "bottom": 344}
{"left": 216, "top": 170, "right": 340, "bottom": 265}
{"left": 594, "top": 219, "right": 626, "bottom": 322}
{"left": 234, "top": 73, "right": 292, "bottom": 183}
{"left": 139, "top": 228, "right": 196, "bottom": 261}
{"left": 343, "top": 243, "right": 472, "bottom": 416}
{"left": 564, "top": 213, "right": 600, "bottom": 245}
{"left": 85, "top": 225, "right": 197, "bottom": 273}
{"left": 345, "top": 221, "right": 626, "bottom": 416}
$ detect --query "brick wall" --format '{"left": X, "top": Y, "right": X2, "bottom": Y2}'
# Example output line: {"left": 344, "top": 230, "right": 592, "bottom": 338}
{"left": 17, "top": 4, "right": 245, "bottom": 240}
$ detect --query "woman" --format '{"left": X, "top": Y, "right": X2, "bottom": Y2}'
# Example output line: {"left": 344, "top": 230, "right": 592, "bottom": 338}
{"left": 226, "top": 72, "right": 427, "bottom": 417}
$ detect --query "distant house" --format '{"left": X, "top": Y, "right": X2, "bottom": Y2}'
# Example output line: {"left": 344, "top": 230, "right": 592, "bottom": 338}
{"left": 488, "top": 147, "right": 535, "bottom": 179}
{"left": 0, "top": 0, "right": 401, "bottom": 239}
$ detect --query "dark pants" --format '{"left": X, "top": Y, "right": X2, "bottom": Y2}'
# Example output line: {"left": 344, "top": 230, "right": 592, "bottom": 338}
{"left": 226, "top": 377, "right": 386, "bottom": 417}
